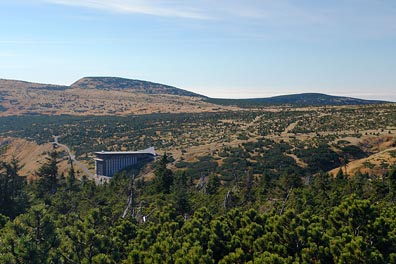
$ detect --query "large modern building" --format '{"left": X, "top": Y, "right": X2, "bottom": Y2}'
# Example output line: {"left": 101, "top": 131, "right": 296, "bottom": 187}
{"left": 94, "top": 147, "right": 156, "bottom": 177}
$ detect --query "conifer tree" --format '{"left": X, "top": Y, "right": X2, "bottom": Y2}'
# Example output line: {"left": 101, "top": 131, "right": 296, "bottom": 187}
{"left": 154, "top": 153, "right": 173, "bottom": 194}
{"left": 36, "top": 150, "right": 59, "bottom": 196}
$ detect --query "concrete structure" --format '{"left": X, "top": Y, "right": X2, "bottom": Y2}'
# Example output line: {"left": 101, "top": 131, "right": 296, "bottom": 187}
{"left": 94, "top": 147, "right": 155, "bottom": 177}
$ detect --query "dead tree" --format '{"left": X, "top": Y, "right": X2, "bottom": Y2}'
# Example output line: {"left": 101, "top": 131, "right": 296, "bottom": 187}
{"left": 223, "top": 185, "right": 238, "bottom": 210}
{"left": 196, "top": 172, "right": 207, "bottom": 192}
{"left": 279, "top": 187, "right": 293, "bottom": 216}
{"left": 122, "top": 174, "right": 135, "bottom": 219}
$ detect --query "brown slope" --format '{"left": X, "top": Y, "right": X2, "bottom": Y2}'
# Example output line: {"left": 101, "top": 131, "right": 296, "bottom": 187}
{"left": 0, "top": 78, "right": 235, "bottom": 116}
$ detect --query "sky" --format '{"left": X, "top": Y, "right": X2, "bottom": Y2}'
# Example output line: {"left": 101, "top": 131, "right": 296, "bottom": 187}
{"left": 0, "top": 0, "right": 395, "bottom": 100}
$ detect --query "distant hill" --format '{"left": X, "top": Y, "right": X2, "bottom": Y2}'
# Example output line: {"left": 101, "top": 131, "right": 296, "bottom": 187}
{"left": 71, "top": 77, "right": 204, "bottom": 97}
{"left": 0, "top": 77, "right": 391, "bottom": 116}
{"left": 206, "top": 93, "right": 389, "bottom": 107}
{"left": 0, "top": 77, "right": 226, "bottom": 116}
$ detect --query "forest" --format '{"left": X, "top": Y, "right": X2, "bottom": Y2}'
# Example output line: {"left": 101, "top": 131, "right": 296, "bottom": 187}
{"left": 1, "top": 149, "right": 396, "bottom": 263}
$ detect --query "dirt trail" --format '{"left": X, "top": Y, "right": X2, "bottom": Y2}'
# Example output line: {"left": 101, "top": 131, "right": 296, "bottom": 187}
{"left": 281, "top": 120, "right": 299, "bottom": 137}
{"left": 285, "top": 153, "right": 308, "bottom": 168}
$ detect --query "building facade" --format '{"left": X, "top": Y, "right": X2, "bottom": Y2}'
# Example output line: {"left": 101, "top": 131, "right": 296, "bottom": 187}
{"left": 94, "top": 147, "right": 155, "bottom": 177}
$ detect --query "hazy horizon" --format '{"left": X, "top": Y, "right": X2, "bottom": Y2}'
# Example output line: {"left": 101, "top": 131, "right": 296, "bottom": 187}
{"left": 1, "top": 0, "right": 395, "bottom": 101}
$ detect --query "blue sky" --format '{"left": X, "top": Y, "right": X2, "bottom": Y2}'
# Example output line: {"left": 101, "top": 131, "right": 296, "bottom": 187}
{"left": 0, "top": 0, "right": 395, "bottom": 100}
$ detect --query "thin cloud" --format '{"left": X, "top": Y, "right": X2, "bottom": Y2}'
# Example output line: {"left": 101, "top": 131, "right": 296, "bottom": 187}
{"left": 41, "top": 0, "right": 335, "bottom": 27}
{"left": 43, "top": 0, "right": 327, "bottom": 23}
{"left": 41, "top": 0, "right": 396, "bottom": 38}
{"left": 44, "top": 0, "right": 211, "bottom": 19}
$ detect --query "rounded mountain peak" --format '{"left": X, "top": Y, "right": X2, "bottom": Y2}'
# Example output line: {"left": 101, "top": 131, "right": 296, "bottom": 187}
{"left": 71, "top": 76, "right": 204, "bottom": 97}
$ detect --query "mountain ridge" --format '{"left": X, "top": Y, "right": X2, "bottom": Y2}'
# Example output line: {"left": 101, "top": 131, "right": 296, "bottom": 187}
{"left": 206, "top": 92, "right": 390, "bottom": 107}
{"left": 0, "top": 77, "right": 391, "bottom": 114}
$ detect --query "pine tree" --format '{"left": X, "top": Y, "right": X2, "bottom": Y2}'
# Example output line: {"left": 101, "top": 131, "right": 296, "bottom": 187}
{"left": 0, "top": 159, "right": 27, "bottom": 217}
{"left": 66, "top": 161, "right": 76, "bottom": 190}
{"left": 207, "top": 174, "right": 220, "bottom": 195}
{"left": 36, "top": 150, "right": 59, "bottom": 196}
{"left": 154, "top": 154, "right": 173, "bottom": 194}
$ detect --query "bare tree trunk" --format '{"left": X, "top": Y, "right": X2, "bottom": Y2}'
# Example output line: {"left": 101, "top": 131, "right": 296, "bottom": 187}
{"left": 279, "top": 187, "right": 293, "bottom": 216}
{"left": 122, "top": 174, "right": 135, "bottom": 219}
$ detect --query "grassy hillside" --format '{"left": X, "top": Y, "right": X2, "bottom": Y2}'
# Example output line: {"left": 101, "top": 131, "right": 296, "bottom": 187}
{"left": 0, "top": 78, "right": 228, "bottom": 116}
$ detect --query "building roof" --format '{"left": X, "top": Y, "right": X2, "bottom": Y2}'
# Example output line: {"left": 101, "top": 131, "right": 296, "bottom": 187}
{"left": 94, "top": 147, "right": 156, "bottom": 156}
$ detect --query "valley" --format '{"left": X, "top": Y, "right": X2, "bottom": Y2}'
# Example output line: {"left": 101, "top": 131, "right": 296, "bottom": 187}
{"left": 1, "top": 76, "right": 396, "bottom": 263}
